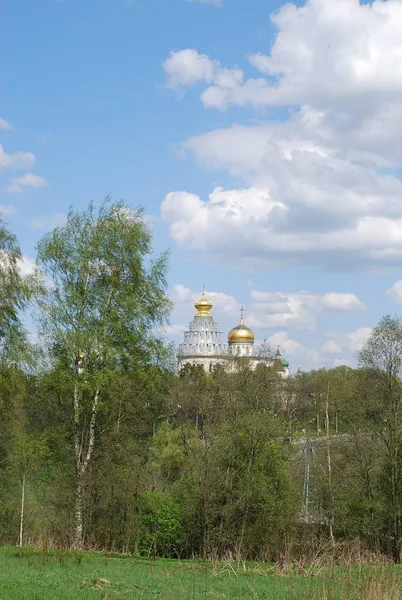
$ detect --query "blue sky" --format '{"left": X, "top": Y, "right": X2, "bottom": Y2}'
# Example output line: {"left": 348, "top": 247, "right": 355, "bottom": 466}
{"left": 2, "top": 0, "right": 402, "bottom": 370}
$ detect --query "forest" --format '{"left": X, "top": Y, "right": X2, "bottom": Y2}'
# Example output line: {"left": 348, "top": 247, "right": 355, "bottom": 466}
{"left": 1, "top": 199, "right": 402, "bottom": 564}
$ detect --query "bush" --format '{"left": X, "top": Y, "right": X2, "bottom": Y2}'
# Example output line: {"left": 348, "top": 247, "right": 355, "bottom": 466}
{"left": 135, "top": 491, "right": 185, "bottom": 557}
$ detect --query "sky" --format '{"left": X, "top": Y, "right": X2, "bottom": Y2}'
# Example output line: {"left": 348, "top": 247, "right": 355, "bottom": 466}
{"left": 2, "top": 0, "right": 402, "bottom": 371}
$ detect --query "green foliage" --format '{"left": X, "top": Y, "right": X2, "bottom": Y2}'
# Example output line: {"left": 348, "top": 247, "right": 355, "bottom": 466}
{"left": 36, "top": 198, "right": 172, "bottom": 379}
{"left": 0, "top": 218, "right": 37, "bottom": 365}
{"left": 33, "top": 198, "right": 173, "bottom": 547}
{"left": 5, "top": 209, "right": 402, "bottom": 561}
{"left": 136, "top": 491, "right": 185, "bottom": 557}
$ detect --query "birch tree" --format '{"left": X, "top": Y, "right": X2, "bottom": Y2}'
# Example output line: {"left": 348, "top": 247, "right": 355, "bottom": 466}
{"left": 36, "top": 200, "right": 171, "bottom": 548}
{"left": 358, "top": 315, "right": 402, "bottom": 562}
{"left": 0, "top": 216, "right": 33, "bottom": 363}
{"left": 13, "top": 434, "right": 48, "bottom": 556}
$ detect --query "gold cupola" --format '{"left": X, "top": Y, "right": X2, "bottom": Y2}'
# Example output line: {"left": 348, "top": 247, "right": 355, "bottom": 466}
{"left": 228, "top": 307, "right": 255, "bottom": 343}
{"left": 194, "top": 291, "right": 213, "bottom": 317}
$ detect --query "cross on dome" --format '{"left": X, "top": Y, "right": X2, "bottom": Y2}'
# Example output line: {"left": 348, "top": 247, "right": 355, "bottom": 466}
{"left": 194, "top": 288, "right": 213, "bottom": 317}
{"left": 228, "top": 305, "right": 255, "bottom": 343}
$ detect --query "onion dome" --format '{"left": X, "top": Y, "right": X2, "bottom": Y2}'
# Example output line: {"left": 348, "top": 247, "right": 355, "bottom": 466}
{"left": 282, "top": 357, "right": 289, "bottom": 368}
{"left": 194, "top": 291, "right": 213, "bottom": 317}
{"left": 228, "top": 307, "right": 255, "bottom": 343}
{"left": 274, "top": 347, "right": 285, "bottom": 371}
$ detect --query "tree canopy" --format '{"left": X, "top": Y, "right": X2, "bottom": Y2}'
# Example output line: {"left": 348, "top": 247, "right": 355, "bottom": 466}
{"left": 1, "top": 202, "right": 402, "bottom": 561}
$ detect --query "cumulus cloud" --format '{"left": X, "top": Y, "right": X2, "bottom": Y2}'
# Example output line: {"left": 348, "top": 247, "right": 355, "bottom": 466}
{"left": 162, "top": 0, "right": 402, "bottom": 270}
{"left": 0, "top": 145, "right": 35, "bottom": 170}
{"left": 161, "top": 178, "right": 402, "bottom": 268}
{"left": 7, "top": 173, "right": 48, "bottom": 194}
{"left": 0, "top": 204, "right": 17, "bottom": 216}
{"left": 171, "top": 283, "right": 364, "bottom": 333}
{"left": 164, "top": 49, "right": 241, "bottom": 91}
{"left": 324, "top": 327, "right": 372, "bottom": 356}
{"left": 165, "top": 0, "right": 402, "bottom": 112}
{"left": 387, "top": 280, "right": 402, "bottom": 304}
{"left": 320, "top": 293, "right": 365, "bottom": 313}
{"left": 345, "top": 327, "right": 372, "bottom": 352}
{"left": 266, "top": 331, "right": 320, "bottom": 369}
{"left": 162, "top": 187, "right": 287, "bottom": 257}
{"left": 321, "top": 340, "right": 342, "bottom": 355}
{"left": 247, "top": 290, "right": 365, "bottom": 330}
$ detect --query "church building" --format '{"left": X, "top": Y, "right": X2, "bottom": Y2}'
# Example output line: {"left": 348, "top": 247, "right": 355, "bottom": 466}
{"left": 178, "top": 291, "right": 290, "bottom": 376}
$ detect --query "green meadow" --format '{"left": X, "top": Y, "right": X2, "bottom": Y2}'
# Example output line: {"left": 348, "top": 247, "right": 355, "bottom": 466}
{"left": 0, "top": 547, "right": 401, "bottom": 600}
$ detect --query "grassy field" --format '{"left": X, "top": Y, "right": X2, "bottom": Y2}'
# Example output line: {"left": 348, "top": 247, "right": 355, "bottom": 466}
{"left": 0, "top": 546, "right": 401, "bottom": 600}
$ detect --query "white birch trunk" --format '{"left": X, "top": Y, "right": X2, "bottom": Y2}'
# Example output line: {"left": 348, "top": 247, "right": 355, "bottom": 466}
{"left": 18, "top": 472, "right": 26, "bottom": 553}
{"left": 73, "top": 385, "right": 100, "bottom": 548}
{"left": 325, "top": 382, "right": 335, "bottom": 545}
{"left": 74, "top": 474, "right": 84, "bottom": 548}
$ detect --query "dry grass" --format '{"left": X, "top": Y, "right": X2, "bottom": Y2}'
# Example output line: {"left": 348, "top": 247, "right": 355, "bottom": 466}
{"left": 1, "top": 544, "right": 401, "bottom": 599}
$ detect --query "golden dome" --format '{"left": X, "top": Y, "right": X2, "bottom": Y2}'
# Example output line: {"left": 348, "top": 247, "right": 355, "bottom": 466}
{"left": 194, "top": 291, "right": 213, "bottom": 317}
{"left": 228, "top": 307, "right": 255, "bottom": 343}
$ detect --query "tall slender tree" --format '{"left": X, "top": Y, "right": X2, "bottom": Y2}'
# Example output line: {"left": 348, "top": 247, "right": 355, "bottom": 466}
{"left": 358, "top": 315, "right": 402, "bottom": 562}
{"left": 0, "top": 216, "right": 31, "bottom": 362}
{"left": 36, "top": 200, "right": 171, "bottom": 547}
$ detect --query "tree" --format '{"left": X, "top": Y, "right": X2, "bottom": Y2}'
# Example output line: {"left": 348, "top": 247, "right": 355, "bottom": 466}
{"left": 358, "top": 315, "right": 402, "bottom": 562}
{"left": 0, "top": 217, "right": 32, "bottom": 363}
{"left": 13, "top": 433, "right": 48, "bottom": 555}
{"left": 36, "top": 199, "right": 171, "bottom": 548}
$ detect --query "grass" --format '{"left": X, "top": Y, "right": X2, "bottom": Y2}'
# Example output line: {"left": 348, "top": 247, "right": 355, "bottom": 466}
{"left": 0, "top": 546, "right": 401, "bottom": 599}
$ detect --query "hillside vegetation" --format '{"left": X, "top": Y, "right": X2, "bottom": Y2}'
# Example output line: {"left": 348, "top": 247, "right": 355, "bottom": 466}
{"left": 1, "top": 200, "right": 402, "bottom": 565}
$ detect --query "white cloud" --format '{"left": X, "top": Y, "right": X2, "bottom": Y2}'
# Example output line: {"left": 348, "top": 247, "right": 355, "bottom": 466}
{"left": 0, "top": 145, "right": 35, "bottom": 170}
{"left": 345, "top": 327, "right": 372, "bottom": 352}
{"left": 0, "top": 204, "right": 17, "bottom": 216}
{"left": 162, "top": 187, "right": 286, "bottom": 255}
{"left": 267, "top": 327, "right": 370, "bottom": 370}
{"left": 162, "top": 0, "right": 402, "bottom": 270}
{"left": 170, "top": 283, "right": 364, "bottom": 334}
{"left": 166, "top": 0, "right": 402, "bottom": 111}
{"left": 162, "top": 0, "right": 402, "bottom": 269}
{"left": 321, "top": 340, "right": 342, "bottom": 355}
{"left": 164, "top": 50, "right": 216, "bottom": 89}
{"left": 161, "top": 178, "right": 402, "bottom": 268}
{"left": 320, "top": 293, "right": 365, "bottom": 313}
{"left": 247, "top": 0, "right": 402, "bottom": 108}
{"left": 266, "top": 330, "right": 320, "bottom": 369}
{"left": 7, "top": 173, "right": 48, "bottom": 194}
{"left": 163, "top": 49, "right": 242, "bottom": 92}
{"left": 0, "top": 118, "right": 13, "bottom": 131}
{"left": 247, "top": 290, "right": 365, "bottom": 330}
{"left": 387, "top": 280, "right": 402, "bottom": 304}
{"left": 346, "top": 327, "right": 372, "bottom": 352}
{"left": 29, "top": 212, "right": 66, "bottom": 230}
{"left": 18, "top": 256, "right": 36, "bottom": 277}
{"left": 324, "top": 327, "right": 372, "bottom": 355}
